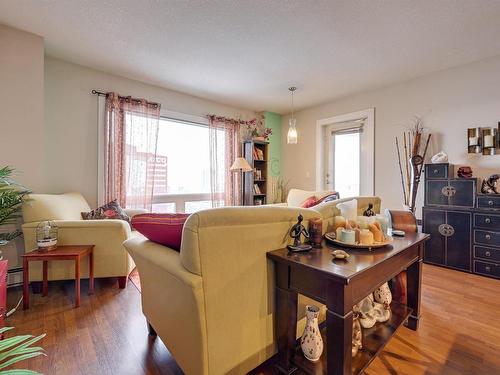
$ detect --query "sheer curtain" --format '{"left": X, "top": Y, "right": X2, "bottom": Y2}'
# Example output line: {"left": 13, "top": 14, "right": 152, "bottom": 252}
{"left": 105, "top": 93, "right": 160, "bottom": 210}
{"left": 208, "top": 116, "right": 241, "bottom": 207}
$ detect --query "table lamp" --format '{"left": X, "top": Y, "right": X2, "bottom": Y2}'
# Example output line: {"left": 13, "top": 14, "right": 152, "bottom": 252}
{"left": 230, "top": 157, "right": 253, "bottom": 205}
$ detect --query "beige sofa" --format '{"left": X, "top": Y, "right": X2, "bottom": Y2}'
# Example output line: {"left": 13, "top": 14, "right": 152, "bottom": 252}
{"left": 22, "top": 192, "right": 145, "bottom": 287}
{"left": 124, "top": 197, "right": 381, "bottom": 374}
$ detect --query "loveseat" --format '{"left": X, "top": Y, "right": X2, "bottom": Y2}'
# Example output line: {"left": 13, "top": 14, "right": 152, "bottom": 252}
{"left": 22, "top": 192, "right": 145, "bottom": 287}
{"left": 124, "top": 196, "right": 381, "bottom": 374}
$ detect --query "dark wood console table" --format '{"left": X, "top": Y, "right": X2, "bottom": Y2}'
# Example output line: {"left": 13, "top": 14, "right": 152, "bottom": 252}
{"left": 267, "top": 232, "right": 429, "bottom": 375}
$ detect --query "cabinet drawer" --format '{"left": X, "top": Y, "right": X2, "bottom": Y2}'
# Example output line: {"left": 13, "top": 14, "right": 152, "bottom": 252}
{"left": 474, "top": 230, "right": 500, "bottom": 247}
{"left": 474, "top": 213, "right": 500, "bottom": 230}
{"left": 474, "top": 246, "right": 500, "bottom": 262}
{"left": 477, "top": 195, "right": 500, "bottom": 209}
{"left": 474, "top": 260, "right": 500, "bottom": 279}
{"left": 425, "top": 163, "right": 453, "bottom": 179}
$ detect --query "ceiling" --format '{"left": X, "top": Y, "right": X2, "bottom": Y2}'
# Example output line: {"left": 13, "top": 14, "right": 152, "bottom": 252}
{"left": 2, "top": 1, "right": 500, "bottom": 113}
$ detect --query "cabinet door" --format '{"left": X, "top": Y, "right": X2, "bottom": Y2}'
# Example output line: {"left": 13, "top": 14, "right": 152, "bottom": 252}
{"left": 425, "top": 180, "right": 449, "bottom": 206}
{"left": 449, "top": 180, "right": 475, "bottom": 207}
{"left": 423, "top": 209, "right": 446, "bottom": 265}
{"left": 446, "top": 211, "right": 471, "bottom": 271}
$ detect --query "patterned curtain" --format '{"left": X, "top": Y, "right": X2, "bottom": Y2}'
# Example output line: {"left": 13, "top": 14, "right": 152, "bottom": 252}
{"left": 105, "top": 93, "right": 160, "bottom": 210}
{"left": 208, "top": 116, "right": 242, "bottom": 207}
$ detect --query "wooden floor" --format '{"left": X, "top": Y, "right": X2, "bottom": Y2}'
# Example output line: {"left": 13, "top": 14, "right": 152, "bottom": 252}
{"left": 6, "top": 264, "right": 500, "bottom": 375}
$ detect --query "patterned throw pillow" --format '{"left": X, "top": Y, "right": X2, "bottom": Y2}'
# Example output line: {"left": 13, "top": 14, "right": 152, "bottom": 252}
{"left": 81, "top": 199, "right": 130, "bottom": 223}
{"left": 300, "top": 196, "right": 318, "bottom": 208}
{"left": 131, "top": 213, "right": 190, "bottom": 251}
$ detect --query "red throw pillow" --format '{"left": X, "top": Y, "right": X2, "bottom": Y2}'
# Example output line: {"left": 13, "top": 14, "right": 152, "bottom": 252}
{"left": 300, "top": 196, "right": 318, "bottom": 208}
{"left": 131, "top": 213, "right": 190, "bottom": 251}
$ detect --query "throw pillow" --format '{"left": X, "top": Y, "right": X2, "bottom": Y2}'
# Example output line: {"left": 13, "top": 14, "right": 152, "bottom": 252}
{"left": 81, "top": 199, "right": 130, "bottom": 223}
{"left": 300, "top": 196, "right": 318, "bottom": 208}
{"left": 131, "top": 213, "right": 190, "bottom": 251}
{"left": 316, "top": 192, "right": 340, "bottom": 204}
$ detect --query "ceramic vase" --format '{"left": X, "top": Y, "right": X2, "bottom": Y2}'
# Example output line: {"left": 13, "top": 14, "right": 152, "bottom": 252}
{"left": 373, "top": 282, "right": 392, "bottom": 305}
{"left": 300, "top": 305, "right": 323, "bottom": 362}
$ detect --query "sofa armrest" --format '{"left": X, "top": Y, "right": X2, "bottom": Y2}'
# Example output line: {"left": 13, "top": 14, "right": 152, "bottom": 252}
{"left": 124, "top": 208, "right": 149, "bottom": 218}
{"left": 23, "top": 219, "right": 131, "bottom": 235}
{"left": 267, "top": 203, "right": 288, "bottom": 207}
{"left": 124, "top": 236, "right": 202, "bottom": 289}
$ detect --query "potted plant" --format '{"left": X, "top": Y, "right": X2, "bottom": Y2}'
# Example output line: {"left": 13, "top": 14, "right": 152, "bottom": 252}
{"left": 0, "top": 166, "right": 30, "bottom": 251}
{"left": 0, "top": 327, "right": 45, "bottom": 374}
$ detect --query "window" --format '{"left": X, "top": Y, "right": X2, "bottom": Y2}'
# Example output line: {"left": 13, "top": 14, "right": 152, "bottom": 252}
{"left": 331, "top": 129, "right": 361, "bottom": 197}
{"left": 151, "top": 118, "right": 225, "bottom": 213}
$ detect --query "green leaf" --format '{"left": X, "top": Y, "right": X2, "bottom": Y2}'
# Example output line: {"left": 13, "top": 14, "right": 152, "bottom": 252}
{"left": 0, "top": 328, "right": 15, "bottom": 335}
{"left": 0, "top": 337, "right": 32, "bottom": 353}
{"left": 0, "top": 347, "right": 45, "bottom": 363}
{"left": 0, "top": 370, "right": 42, "bottom": 375}
{"left": 0, "top": 352, "right": 46, "bottom": 370}
{"left": 0, "top": 334, "right": 46, "bottom": 362}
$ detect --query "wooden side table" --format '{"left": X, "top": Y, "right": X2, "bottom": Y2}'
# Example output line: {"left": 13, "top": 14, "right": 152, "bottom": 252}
{"left": 22, "top": 245, "right": 94, "bottom": 309}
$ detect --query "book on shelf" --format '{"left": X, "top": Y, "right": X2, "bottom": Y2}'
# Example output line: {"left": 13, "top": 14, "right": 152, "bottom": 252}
{"left": 253, "top": 184, "right": 261, "bottom": 194}
{"left": 253, "top": 146, "right": 264, "bottom": 160}
{"left": 254, "top": 198, "right": 264, "bottom": 205}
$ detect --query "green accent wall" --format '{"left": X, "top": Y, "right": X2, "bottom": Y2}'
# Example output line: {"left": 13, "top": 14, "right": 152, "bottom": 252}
{"left": 264, "top": 111, "right": 282, "bottom": 177}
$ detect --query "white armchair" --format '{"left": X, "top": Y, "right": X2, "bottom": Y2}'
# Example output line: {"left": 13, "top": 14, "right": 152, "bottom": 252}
{"left": 22, "top": 192, "right": 145, "bottom": 287}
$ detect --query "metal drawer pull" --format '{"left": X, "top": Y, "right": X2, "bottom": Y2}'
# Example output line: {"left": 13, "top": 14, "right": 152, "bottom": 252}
{"left": 485, "top": 266, "right": 491, "bottom": 272}
{"left": 485, "top": 218, "right": 491, "bottom": 224}
{"left": 488, "top": 200, "right": 494, "bottom": 206}
{"left": 441, "top": 186, "right": 456, "bottom": 197}
{"left": 438, "top": 224, "right": 455, "bottom": 237}
{"left": 485, "top": 234, "right": 492, "bottom": 240}
{"left": 433, "top": 169, "right": 439, "bottom": 174}
{"left": 485, "top": 251, "right": 491, "bottom": 257}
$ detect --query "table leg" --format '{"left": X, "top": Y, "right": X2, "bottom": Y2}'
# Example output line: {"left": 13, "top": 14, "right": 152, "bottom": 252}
{"left": 88, "top": 251, "right": 94, "bottom": 295}
{"left": 42, "top": 261, "right": 48, "bottom": 297}
{"left": 275, "top": 286, "right": 298, "bottom": 374}
{"left": 406, "top": 258, "right": 422, "bottom": 330}
{"left": 327, "top": 309, "right": 353, "bottom": 375}
{"left": 23, "top": 258, "right": 29, "bottom": 310}
{"left": 75, "top": 256, "right": 81, "bottom": 308}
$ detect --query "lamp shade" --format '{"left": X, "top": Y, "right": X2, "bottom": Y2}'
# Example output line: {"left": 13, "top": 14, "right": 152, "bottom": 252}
{"left": 230, "top": 157, "right": 253, "bottom": 172}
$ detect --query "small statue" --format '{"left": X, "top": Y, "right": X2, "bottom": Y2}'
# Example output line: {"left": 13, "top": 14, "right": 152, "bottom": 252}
{"left": 363, "top": 203, "right": 376, "bottom": 217}
{"left": 457, "top": 166, "right": 473, "bottom": 178}
{"left": 287, "top": 214, "right": 312, "bottom": 252}
{"left": 481, "top": 174, "right": 500, "bottom": 194}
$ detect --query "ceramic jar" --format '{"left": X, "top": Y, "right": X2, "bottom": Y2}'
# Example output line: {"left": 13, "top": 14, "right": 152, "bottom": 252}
{"left": 300, "top": 305, "right": 324, "bottom": 362}
{"left": 373, "top": 282, "right": 392, "bottom": 306}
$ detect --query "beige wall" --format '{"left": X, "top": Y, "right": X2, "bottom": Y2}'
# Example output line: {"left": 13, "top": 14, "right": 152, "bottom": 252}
{"left": 0, "top": 25, "right": 44, "bottom": 190}
{"left": 282, "top": 56, "right": 500, "bottom": 218}
{"left": 45, "top": 57, "right": 256, "bottom": 207}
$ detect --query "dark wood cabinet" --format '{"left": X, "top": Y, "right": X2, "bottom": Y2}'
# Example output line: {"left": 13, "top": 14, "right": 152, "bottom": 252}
{"left": 422, "top": 208, "right": 471, "bottom": 271}
{"left": 423, "top": 163, "right": 500, "bottom": 279}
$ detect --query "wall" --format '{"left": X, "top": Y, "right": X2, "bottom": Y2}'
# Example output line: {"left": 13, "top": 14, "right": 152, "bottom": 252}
{"left": 264, "top": 112, "right": 282, "bottom": 177}
{"left": 0, "top": 25, "right": 44, "bottom": 271}
{"left": 282, "top": 55, "right": 500, "bottom": 217}
{"left": 0, "top": 25, "right": 44, "bottom": 190}
{"left": 45, "top": 57, "right": 256, "bottom": 207}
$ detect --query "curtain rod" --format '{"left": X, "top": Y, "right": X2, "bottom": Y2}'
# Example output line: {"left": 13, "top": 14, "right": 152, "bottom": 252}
{"left": 91, "top": 90, "right": 160, "bottom": 108}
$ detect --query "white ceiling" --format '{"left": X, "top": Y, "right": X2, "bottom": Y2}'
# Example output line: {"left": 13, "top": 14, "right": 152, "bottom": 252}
{"left": 2, "top": 1, "right": 500, "bottom": 113}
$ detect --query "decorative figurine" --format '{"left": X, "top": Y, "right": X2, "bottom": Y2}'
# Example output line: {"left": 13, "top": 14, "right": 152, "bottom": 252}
{"left": 431, "top": 151, "right": 448, "bottom": 163}
{"left": 457, "top": 166, "right": 473, "bottom": 178}
{"left": 363, "top": 203, "right": 376, "bottom": 217}
{"left": 300, "top": 305, "right": 323, "bottom": 362}
{"left": 481, "top": 174, "right": 500, "bottom": 194}
{"left": 331, "top": 249, "right": 350, "bottom": 260}
{"left": 352, "top": 313, "right": 363, "bottom": 357}
{"left": 287, "top": 214, "right": 313, "bottom": 252}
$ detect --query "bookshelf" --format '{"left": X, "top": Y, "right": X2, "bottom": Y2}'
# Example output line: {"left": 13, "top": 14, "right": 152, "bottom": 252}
{"left": 243, "top": 140, "right": 269, "bottom": 205}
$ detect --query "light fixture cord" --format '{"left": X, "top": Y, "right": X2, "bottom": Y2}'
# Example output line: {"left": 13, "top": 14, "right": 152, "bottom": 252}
{"left": 291, "top": 90, "right": 294, "bottom": 121}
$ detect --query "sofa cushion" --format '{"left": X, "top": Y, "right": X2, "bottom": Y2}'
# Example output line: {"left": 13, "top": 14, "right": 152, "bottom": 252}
{"left": 131, "top": 213, "right": 190, "bottom": 251}
{"left": 22, "top": 192, "right": 92, "bottom": 223}
{"left": 287, "top": 189, "right": 338, "bottom": 207}
{"left": 299, "top": 196, "right": 318, "bottom": 208}
{"left": 81, "top": 199, "right": 130, "bottom": 223}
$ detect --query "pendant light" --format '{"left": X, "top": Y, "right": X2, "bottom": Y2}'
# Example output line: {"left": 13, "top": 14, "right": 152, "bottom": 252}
{"left": 287, "top": 87, "right": 298, "bottom": 144}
